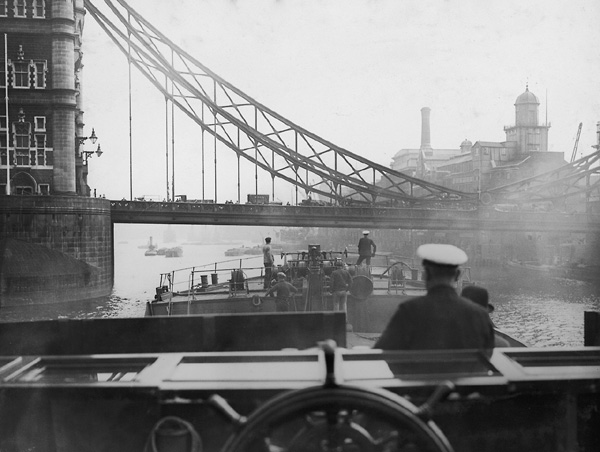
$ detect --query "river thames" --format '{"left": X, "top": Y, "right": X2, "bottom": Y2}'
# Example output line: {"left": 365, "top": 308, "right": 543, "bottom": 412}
{"left": 1, "top": 225, "right": 599, "bottom": 348}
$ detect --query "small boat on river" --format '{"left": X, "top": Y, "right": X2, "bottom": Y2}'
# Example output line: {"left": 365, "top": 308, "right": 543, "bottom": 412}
{"left": 143, "top": 236, "right": 159, "bottom": 256}
{"left": 165, "top": 246, "right": 183, "bottom": 258}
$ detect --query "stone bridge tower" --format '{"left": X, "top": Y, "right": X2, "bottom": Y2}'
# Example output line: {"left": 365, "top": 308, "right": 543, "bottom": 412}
{"left": 0, "top": 0, "right": 113, "bottom": 306}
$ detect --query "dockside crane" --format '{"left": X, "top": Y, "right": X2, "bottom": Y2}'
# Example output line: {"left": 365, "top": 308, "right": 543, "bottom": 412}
{"left": 570, "top": 122, "right": 583, "bottom": 163}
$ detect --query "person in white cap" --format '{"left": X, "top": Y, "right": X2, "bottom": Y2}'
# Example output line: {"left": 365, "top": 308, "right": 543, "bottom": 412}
{"left": 356, "top": 230, "right": 376, "bottom": 266}
{"left": 375, "top": 244, "right": 494, "bottom": 351}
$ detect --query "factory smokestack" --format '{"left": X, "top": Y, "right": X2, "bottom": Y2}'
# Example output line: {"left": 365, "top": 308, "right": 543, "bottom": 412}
{"left": 420, "top": 107, "right": 432, "bottom": 151}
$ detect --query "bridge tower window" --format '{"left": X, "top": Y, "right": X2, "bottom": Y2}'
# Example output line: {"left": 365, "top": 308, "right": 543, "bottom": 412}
{"left": 12, "top": 60, "right": 30, "bottom": 88}
{"left": 14, "top": 115, "right": 31, "bottom": 166}
{"left": 13, "top": 0, "right": 25, "bottom": 18}
{"left": 35, "top": 134, "right": 46, "bottom": 165}
{"left": 15, "top": 185, "right": 34, "bottom": 194}
{"left": 34, "top": 116, "right": 46, "bottom": 131}
{"left": 33, "top": 0, "right": 45, "bottom": 18}
{"left": 34, "top": 61, "right": 46, "bottom": 88}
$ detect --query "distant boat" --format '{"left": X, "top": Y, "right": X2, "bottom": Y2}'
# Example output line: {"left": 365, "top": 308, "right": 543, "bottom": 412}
{"left": 243, "top": 245, "right": 263, "bottom": 255}
{"left": 165, "top": 247, "right": 183, "bottom": 258}
{"left": 225, "top": 244, "right": 282, "bottom": 257}
{"left": 144, "top": 237, "right": 158, "bottom": 256}
{"left": 225, "top": 246, "right": 247, "bottom": 256}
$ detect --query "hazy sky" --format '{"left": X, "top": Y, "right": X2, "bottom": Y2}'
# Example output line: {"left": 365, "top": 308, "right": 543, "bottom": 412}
{"left": 82, "top": 0, "right": 600, "bottom": 202}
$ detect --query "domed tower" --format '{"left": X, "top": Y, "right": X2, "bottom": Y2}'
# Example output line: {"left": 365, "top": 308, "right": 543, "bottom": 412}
{"left": 515, "top": 85, "right": 539, "bottom": 126}
{"left": 504, "top": 85, "right": 550, "bottom": 154}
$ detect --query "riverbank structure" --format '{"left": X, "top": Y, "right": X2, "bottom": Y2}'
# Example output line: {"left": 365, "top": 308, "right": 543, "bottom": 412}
{"left": 390, "top": 86, "right": 562, "bottom": 194}
{"left": 0, "top": 1, "right": 113, "bottom": 306}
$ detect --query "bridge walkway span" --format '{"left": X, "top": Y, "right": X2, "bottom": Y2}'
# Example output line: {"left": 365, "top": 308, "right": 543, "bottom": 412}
{"left": 110, "top": 200, "right": 600, "bottom": 233}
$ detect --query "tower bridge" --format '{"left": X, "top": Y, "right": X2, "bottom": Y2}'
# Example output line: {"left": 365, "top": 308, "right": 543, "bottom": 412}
{"left": 1, "top": 0, "right": 599, "bottom": 306}
{"left": 110, "top": 199, "right": 600, "bottom": 233}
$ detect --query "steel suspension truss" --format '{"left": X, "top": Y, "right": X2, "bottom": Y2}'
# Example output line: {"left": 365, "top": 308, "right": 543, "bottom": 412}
{"left": 84, "top": 0, "right": 477, "bottom": 207}
{"left": 483, "top": 150, "right": 600, "bottom": 208}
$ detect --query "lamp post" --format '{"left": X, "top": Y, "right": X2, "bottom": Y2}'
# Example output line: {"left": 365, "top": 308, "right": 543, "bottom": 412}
{"left": 77, "top": 128, "right": 102, "bottom": 165}
{"left": 76, "top": 128, "right": 102, "bottom": 197}
{"left": 77, "top": 128, "right": 97, "bottom": 147}
{"left": 82, "top": 144, "right": 103, "bottom": 165}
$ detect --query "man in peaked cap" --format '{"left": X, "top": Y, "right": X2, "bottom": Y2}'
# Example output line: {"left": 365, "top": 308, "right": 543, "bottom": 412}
{"left": 375, "top": 244, "right": 494, "bottom": 351}
{"left": 356, "top": 230, "right": 377, "bottom": 266}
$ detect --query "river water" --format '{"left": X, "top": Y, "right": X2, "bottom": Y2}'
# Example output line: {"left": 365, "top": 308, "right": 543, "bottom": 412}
{"left": 1, "top": 225, "right": 599, "bottom": 348}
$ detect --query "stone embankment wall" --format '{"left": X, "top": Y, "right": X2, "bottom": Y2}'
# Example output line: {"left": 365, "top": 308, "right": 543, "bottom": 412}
{"left": 0, "top": 196, "right": 113, "bottom": 305}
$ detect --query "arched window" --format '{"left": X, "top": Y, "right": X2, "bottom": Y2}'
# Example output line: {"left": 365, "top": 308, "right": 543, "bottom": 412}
{"left": 33, "top": 0, "right": 45, "bottom": 19}
{"left": 13, "top": 0, "right": 26, "bottom": 18}
{"left": 12, "top": 171, "right": 37, "bottom": 194}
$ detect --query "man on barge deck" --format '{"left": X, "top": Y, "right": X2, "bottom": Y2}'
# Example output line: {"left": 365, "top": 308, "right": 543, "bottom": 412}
{"left": 262, "top": 237, "right": 274, "bottom": 289}
{"left": 264, "top": 272, "right": 298, "bottom": 312}
{"left": 356, "top": 231, "right": 376, "bottom": 266}
{"left": 375, "top": 244, "right": 494, "bottom": 351}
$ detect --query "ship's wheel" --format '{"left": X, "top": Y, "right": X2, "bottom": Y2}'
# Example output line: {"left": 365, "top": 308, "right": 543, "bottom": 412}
{"left": 216, "top": 342, "right": 454, "bottom": 452}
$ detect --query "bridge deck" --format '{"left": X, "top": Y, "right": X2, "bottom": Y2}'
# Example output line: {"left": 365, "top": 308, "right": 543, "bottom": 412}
{"left": 110, "top": 200, "right": 600, "bottom": 232}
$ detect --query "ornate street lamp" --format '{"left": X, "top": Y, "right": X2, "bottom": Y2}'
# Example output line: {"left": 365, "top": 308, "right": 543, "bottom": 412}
{"left": 77, "top": 128, "right": 103, "bottom": 165}
{"left": 82, "top": 144, "right": 103, "bottom": 165}
{"left": 77, "top": 128, "right": 97, "bottom": 146}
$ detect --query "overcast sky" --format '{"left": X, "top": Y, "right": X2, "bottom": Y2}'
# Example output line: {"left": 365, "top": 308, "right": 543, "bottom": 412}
{"left": 82, "top": 0, "right": 600, "bottom": 202}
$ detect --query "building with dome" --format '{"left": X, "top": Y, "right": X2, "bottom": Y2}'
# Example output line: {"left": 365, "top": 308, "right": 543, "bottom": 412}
{"left": 390, "top": 86, "right": 565, "bottom": 194}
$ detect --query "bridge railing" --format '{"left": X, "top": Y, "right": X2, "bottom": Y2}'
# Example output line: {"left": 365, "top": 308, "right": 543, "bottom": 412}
{"left": 110, "top": 200, "right": 599, "bottom": 232}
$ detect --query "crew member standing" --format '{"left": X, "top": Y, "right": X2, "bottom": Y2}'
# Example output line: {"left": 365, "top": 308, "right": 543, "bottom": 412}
{"left": 330, "top": 260, "right": 353, "bottom": 314}
{"left": 375, "top": 243, "right": 494, "bottom": 351}
{"left": 264, "top": 272, "right": 298, "bottom": 312}
{"left": 356, "top": 231, "right": 376, "bottom": 266}
{"left": 262, "top": 237, "right": 274, "bottom": 289}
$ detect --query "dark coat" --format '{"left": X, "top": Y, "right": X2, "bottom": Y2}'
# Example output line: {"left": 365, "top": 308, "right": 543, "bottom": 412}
{"left": 375, "top": 285, "right": 495, "bottom": 351}
{"left": 358, "top": 237, "right": 376, "bottom": 256}
{"left": 330, "top": 268, "right": 352, "bottom": 292}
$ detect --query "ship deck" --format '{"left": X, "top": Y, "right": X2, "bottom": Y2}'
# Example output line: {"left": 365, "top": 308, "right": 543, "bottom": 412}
{"left": 0, "top": 312, "right": 597, "bottom": 452}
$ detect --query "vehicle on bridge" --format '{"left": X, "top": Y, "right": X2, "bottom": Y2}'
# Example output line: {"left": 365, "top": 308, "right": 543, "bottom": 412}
{"left": 175, "top": 194, "right": 215, "bottom": 203}
{"left": 247, "top": 194, "right": 270, "bottom": 204}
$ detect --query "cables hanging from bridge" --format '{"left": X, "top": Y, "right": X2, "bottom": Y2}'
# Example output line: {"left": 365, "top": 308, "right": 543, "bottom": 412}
{"left": 84, "top": 0, "right": 477, "bottom": 207}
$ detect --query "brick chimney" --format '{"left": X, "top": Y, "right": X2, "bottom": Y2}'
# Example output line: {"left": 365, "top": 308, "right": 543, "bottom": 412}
{"left": 420, "top": 107, "right": 432, "bottom": 154}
